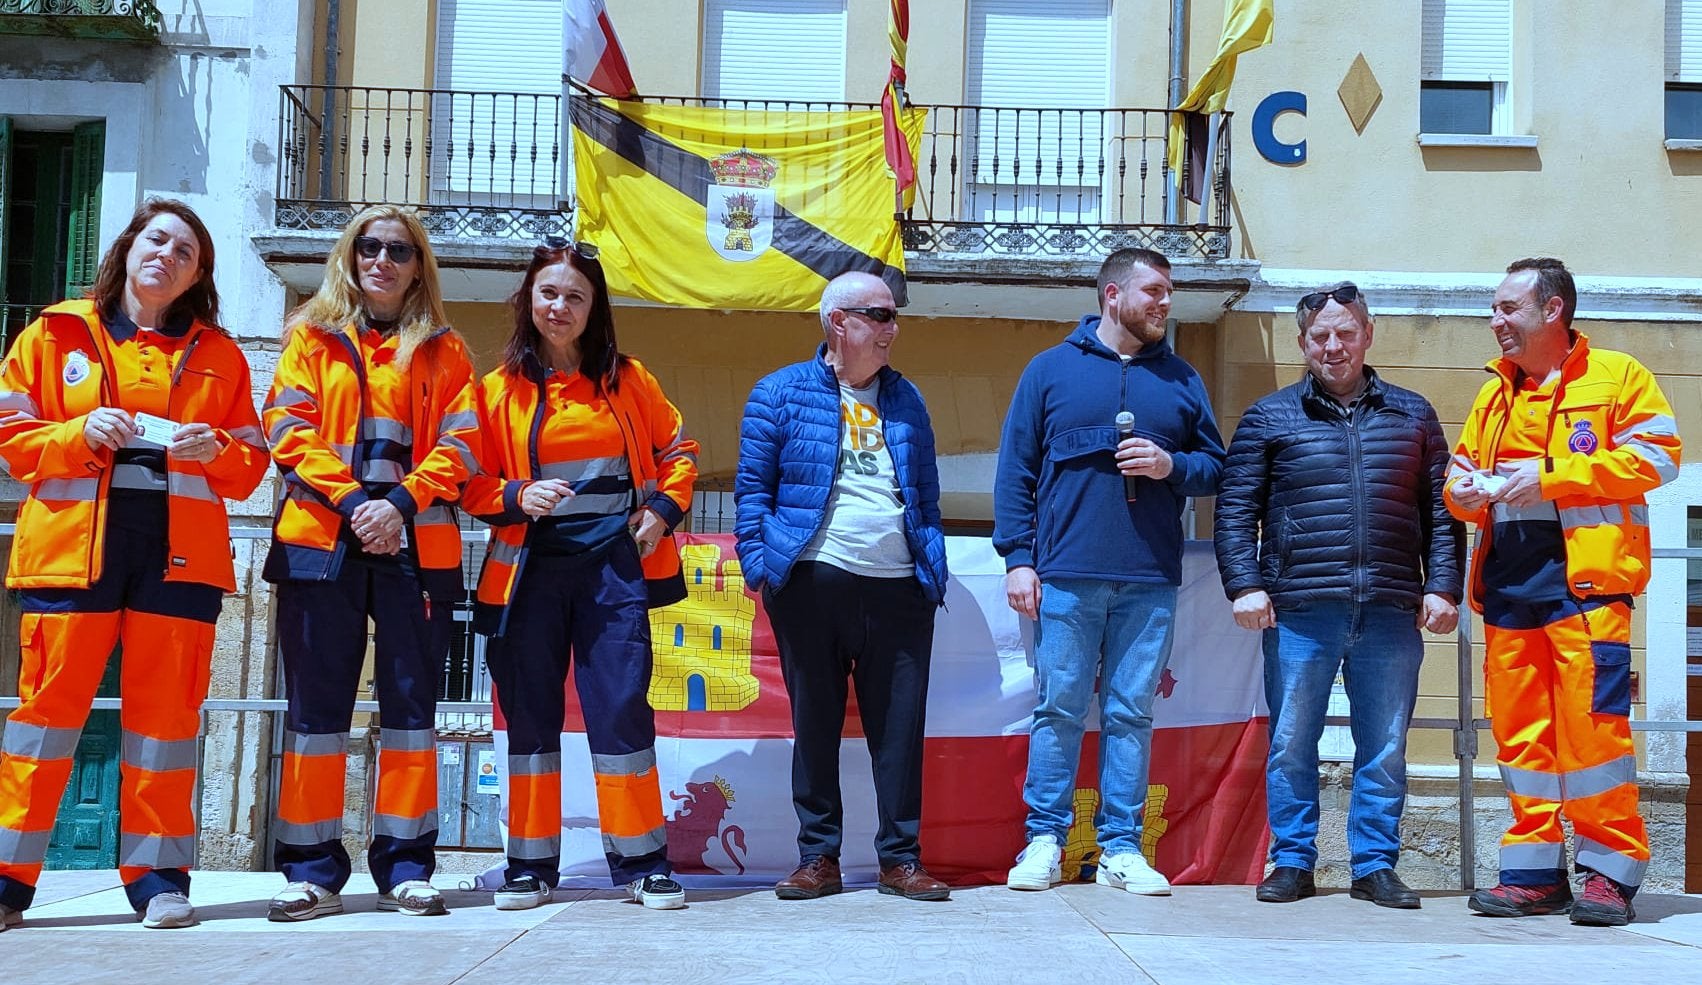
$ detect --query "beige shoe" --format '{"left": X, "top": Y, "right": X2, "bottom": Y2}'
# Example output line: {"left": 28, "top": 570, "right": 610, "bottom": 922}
{"left": 267, "top": 881, "right": 344, "bottom": 922}
{"left": 377, "top": 880, "right": 448, "bottom": 916}
{"left": 138, "top": 891, "right": 196, "bottom": 929}
{"left": 0, "top": 902, "right": 21, "bottom": 931}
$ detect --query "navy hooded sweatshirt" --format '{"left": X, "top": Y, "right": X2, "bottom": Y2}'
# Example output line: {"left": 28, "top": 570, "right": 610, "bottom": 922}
{"left": 993, "top": 316, "right": 1226, "bottom": 585}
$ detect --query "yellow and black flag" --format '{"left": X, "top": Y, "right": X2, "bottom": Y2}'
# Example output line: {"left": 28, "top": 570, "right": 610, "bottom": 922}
{"left": 571, "top": 96, "right": 925, "bottom": 312}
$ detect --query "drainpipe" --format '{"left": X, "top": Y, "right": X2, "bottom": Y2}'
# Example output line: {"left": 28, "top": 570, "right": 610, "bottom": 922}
{"left": 1164, "top": 0, "right": 1187, "bottom": 225}
{"left": 318, "top": 0, "right": 340, "bottom": 200}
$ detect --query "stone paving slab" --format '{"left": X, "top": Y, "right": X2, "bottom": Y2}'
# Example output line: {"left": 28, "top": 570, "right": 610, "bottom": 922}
{"left": 0, "top": 873, "right": 1697, "bottom": 985}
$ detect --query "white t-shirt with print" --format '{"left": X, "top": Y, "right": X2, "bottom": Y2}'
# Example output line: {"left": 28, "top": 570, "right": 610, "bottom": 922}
{"left": 797, "top": 378, "right": 915, "bottom": 578}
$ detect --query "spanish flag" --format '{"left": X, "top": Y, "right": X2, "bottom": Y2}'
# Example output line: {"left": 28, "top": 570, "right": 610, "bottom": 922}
{"left": 571, "top": 96, "right": 926, "bottom": 312}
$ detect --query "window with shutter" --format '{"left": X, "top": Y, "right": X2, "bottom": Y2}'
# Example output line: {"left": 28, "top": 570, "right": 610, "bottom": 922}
{"left": 1419, "top": 0, "right": 1510, "bottom": 135}
{"left": 1667, "top": 0, "right": 1702, "bottom": 138}
{"left": 65, "top": 121, "right": 104, "bottom": 300}
{"left": 965, "top": 0, "right": 1110, "bottom": 223}
{"left": 701, "top": 0, "right": 847, "bottom": 106}
{"left": 431, "top": 0, "right": 563, "bottom": 207}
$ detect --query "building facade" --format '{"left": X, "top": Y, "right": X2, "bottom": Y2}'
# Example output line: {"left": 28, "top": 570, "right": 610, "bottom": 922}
{"left": 2, "top": 0, "right": 1699, "bottom": 890}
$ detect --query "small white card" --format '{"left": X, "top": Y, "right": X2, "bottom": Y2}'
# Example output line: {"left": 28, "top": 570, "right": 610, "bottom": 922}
{"left": 132, "top": 412, "right": 182, "bottom": 448}
{"left": 1475, "top": 472, "right": 1509, "bottom": 495}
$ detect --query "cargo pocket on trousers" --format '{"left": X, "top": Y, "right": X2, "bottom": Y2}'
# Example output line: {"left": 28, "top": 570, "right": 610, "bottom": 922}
{"left": 1590, "top": 641, "right": 1632, "bottom": 716}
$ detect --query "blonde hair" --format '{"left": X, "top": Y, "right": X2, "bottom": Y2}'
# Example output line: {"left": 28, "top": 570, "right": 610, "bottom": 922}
{"left": 286, "top": 204, "right": 454, "bottom": 368}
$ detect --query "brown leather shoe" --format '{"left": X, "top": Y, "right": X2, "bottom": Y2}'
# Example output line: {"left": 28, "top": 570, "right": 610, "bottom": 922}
{"left": 878, "top": 861, "right": 951, "bottom": 901}
{"left": 775, "top": 855, "right": 842, "bottom": 900}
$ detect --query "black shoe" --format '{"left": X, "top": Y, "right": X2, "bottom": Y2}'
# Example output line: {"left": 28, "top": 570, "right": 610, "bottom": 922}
{"left": 1255, "top": 866, "right": 1315, "bottom": 903}
{"left": 1350, "top": 868, "right": 1421, "bottom": 909}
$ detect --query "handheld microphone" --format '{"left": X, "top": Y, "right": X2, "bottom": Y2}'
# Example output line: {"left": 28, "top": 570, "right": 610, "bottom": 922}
{"left": 1115, "top": 410, "right": 1138, "bottom": 503}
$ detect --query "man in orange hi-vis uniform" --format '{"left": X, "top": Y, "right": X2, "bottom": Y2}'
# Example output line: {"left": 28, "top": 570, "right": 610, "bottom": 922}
{"left": 1447, "top": 258, "right": 1680, "bottom": 927}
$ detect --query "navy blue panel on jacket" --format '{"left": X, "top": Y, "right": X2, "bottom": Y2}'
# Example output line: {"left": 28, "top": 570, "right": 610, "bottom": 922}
{"left": 734, "top": 345, "right": 949, "bottom": 603}
{"left": 993, "top": 317, "right": 1226, "bottom": 585}
{"left": 1213, "top": 369, "right": 1465, "bottom": 608}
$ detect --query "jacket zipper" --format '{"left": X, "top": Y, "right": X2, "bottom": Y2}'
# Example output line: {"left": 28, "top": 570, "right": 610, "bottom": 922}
{"left": 1345, "top": 400, "right": 1367, "bottom": 601}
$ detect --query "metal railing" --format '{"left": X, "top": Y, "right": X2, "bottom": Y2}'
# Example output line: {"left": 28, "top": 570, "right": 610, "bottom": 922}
{"left": 273, "top": 84, "right": 1233, "bottom": 261}
{"left": 0, "top": 0, "right": 161, "bottom": 39}
{"left": 1, "top": 302, "right": 44, "bottom": 355}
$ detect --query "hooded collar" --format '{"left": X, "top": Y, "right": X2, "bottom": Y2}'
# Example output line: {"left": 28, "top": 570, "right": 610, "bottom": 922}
{"left": 1068, "top": 314, "right": 1173, "bottom": 363}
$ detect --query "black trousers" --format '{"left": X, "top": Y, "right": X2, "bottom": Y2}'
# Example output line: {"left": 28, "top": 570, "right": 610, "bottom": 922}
{"left": 765, "top": 561, "right": 937, "bottom": 866}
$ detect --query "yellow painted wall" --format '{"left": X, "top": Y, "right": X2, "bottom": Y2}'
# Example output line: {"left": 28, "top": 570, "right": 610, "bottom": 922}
{"left": 1188, "top": 0, "right": 1700, "bottom": 277}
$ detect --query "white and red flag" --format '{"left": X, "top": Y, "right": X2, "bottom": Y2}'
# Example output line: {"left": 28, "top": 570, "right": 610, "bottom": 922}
{"left": 564, "top": 0, "right": 638, "bottom": 98}
{"left": 488, "top": 535, "right": 1269, "bottom": 887}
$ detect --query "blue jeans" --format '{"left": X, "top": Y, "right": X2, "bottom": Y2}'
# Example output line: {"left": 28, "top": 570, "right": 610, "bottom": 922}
{"left": 1023, "top": 578, "right": 1177, "bottom": 855}
{"left": 1264, "top": 601, "right": 1424, "bottom": 878}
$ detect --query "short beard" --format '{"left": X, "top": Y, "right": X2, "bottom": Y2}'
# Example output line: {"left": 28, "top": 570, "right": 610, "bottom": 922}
{"left": 1122, "top": 310, "right": 1166, "bottom": 344}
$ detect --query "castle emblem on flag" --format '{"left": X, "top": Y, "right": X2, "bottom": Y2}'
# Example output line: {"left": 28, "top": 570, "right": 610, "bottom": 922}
{"left": 707, "top": 148, "right": 778, "bottom": 262}
{"left": 648, "top": 542, "right": 760, "bottom": 712}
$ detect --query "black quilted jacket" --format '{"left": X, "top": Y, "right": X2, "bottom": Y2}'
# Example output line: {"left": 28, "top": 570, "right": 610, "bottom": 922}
{"left": 1213, "top": 370, "right": 1464, "bottom": 607}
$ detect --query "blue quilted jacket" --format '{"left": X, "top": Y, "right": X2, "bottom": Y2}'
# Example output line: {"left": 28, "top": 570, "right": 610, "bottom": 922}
{"left": 734, "top": 346, "right": 949, "bottom": 603}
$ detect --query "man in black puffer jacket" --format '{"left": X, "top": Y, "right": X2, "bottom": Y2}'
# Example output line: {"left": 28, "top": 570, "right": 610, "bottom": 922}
{"left": 1214, "top": 282, "right": 1464, "bottom": 910}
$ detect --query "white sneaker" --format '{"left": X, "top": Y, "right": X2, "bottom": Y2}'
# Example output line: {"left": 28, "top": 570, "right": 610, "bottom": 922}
{"left": 628, "top": 873, "right": 686, "bottom": 910}
{"left": 378, "top": 879, "right": 449, "bottom": 916}
{"left": 494, "top": 875, "right": 552, "bottom": 911}
{"left": 139, "top": 891, "right": 196, "bottom": 929}
{"left": 267, "top": 881, "right": 344, "bottom": 922}
{"left": 1006, "top": 835, "right": 1064, "bottom": 891}
{"left": 1096, "top": 851, "right": 1172, "bottom": 896}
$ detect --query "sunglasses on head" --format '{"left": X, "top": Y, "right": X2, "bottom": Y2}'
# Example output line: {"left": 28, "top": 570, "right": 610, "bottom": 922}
{"left": 840, "top": 306, "right": 898, "bottom": 324}
{"left": 353, "top": 236, "right": 418, "bottom": 264}
{"left": 542, "top": 236, "right": 600, "bottom": 260}
{"left": 1300, "top": 285, "right": 1361, "bottom": 311}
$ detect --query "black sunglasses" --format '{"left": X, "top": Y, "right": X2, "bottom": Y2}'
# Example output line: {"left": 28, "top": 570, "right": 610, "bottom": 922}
{"left": 1299, "top": 285, "right": 1361, "bottom": 311}
{"left": 840, "top": 306, "right": 898, "bottom": 324}
{"left": 354, "top": 236, "right": 418, "bottom": 264}
{"left": 542, "top": 236, "right": 600, "bottom": 260}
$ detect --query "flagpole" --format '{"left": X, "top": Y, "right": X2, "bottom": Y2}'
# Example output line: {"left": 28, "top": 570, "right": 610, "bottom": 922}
{"left": 1164, "top": 0, "right": 1187, "bottom": 226}
{"left": 560, "top": 0, "right": 574, "bottom": 223}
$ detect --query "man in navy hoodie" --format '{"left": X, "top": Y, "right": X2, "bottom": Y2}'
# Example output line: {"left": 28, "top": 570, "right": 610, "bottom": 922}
{"left": 995, "top": 249, "right": 1226, "bottom": 895}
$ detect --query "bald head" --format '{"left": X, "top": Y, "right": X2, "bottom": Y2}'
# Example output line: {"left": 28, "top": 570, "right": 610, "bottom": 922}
{"left": 819, "top": 272, "right": 893, "bottom": 333}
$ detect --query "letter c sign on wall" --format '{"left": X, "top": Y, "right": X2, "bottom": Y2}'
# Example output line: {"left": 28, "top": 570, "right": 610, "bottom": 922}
{"left": 1253, "top": 91, "right": 1306, "bottom": 165}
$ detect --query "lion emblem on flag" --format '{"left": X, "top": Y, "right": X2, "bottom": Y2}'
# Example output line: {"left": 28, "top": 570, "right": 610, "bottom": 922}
{"left": 665, "top": 775, "right": 748, "bottom": 874}
{"left": 707, "top": 148, "right": 777, "bottom": 262}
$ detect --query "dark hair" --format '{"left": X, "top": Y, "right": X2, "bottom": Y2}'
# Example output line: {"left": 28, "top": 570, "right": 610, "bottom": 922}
{"left": 501, "top": 243, "right": 627, "bottom": 393}
{"left": 1506, "top": 257, "right": 1577, "bottom": 328}
{"left": 1097, "top": 248, "right": 1171, "bottom": 307}
{"left": 88, "top": 198, "right": 221, "bottom": 329}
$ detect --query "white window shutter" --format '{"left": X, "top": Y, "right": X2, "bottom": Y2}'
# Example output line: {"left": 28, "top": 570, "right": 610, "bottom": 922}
{"left": 432, "top": 0, "right": 564, "bottom": 201}
{"left": 1670, "top": 0, "right": 1702, "bottom": 82}
{"left": 1420, "top": 0, "right": 1511, "bottom": 82}
{"left": 966, "top": 0, "right": 1110, "bottom": 186}
{"left": 702, "top": 0, "right": 848, "bottom": 104}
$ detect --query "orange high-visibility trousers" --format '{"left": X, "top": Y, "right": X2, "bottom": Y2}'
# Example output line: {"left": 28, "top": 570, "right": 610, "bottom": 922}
{"left": 0, "top": 599, "right": 216, "bottom": 913}
{"left": 1484, "top": 599, "right": 1648, "bottom": 891}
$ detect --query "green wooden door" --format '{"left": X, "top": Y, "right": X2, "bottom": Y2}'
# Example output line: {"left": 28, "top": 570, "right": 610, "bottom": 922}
{"left": 63, "top": 120, "right": 103, "bottom": 300}
{"left": 0, "top": 115, "right": 11, "bottom": 305}
{"left": 43, "top": 649, "right": 121, "bottom": 870}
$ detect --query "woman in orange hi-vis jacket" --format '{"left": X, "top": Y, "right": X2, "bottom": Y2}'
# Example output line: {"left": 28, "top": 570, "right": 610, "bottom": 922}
{"left": 260, "top": 205, "right": 479, "bottom": 922}
{"left": 463, "top": 240, "right": 697, "bottom": 912}
{"left": 0, "top": 199, "right": 268, "bottom": 932}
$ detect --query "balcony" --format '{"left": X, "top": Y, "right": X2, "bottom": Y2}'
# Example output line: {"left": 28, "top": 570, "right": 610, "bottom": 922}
{"left": 264, "top": 85, "right": 1240, "bottom": 312}
{"left": 0, "top": 1, "right": 161, "bottom": 42}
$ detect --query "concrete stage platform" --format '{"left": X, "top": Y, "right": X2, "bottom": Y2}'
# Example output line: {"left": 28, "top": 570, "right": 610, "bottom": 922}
{"left": 1, "top": 872, "right": 1699, "bottom": 984}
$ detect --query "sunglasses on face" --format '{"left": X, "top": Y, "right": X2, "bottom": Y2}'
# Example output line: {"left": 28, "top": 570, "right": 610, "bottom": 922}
{"left": 542, "top": 236, "right": 600, "bottom": 260}
{"left": 841, "top": 306, "right": 898, "bottom": 324}
{"left": 1300, "top": 285, "right": 1361, "bottom": 311}
{"left": 353, "top": 236, "right": 418, "bottom": 264}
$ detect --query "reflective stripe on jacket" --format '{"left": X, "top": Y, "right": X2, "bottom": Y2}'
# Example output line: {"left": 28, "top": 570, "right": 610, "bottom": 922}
{"left": 1444, "top": 333, "right": 1681, "bottom": 610}
{"left": 0, "top": 300, "right": 268, "bottom": 591}
{"left": 464, "top": 355, "right": 698, "bottom": 635}
{"left": 261, "top": 320, "right": 479, "bottom": 595}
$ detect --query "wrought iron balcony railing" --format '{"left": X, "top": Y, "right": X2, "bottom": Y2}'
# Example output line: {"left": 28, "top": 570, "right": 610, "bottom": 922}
{"left": 1, "top": 303, "right": 44, "bottom": 356}
{"left": 274, "top": 84, "right": 1232, "bottom": 261}
{"left": 0, "top": 0, "right": 161, "bottom": 41}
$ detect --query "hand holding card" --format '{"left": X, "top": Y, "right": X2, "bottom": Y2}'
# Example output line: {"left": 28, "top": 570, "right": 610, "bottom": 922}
{"left": 132, "top": 411, "right": 181, "bottom": 448}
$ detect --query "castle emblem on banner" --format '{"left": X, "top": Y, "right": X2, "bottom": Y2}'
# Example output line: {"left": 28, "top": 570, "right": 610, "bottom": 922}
{"left": 707, "top": 148, "right": 778, "bottom": 262}
{"left": 649, "top": 542, "right": 760, "bottom": 712}
{"left": 1062, "top": 785, "right": 1171, "bottom": 881}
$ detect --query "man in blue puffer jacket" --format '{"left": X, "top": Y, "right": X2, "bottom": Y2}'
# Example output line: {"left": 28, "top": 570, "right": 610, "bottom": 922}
{"left": 735, "top": 271, "right": 950, "bottom": 903}
{"left": 995, "top": 249, "right": 1226, "bottom": 896}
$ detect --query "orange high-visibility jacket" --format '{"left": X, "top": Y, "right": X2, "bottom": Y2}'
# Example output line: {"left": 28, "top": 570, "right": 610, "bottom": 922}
{"left": 0, "top": 300, "right": 269, "bottom": 592}
{"left": 464, "top": 355, "right": 698, "bottom": 634}
{"left": 261, "top": 320, "right": 479, "bottom": 594}
{"left": 1445, "top": 333, "right": 1681, "bottom": 611}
